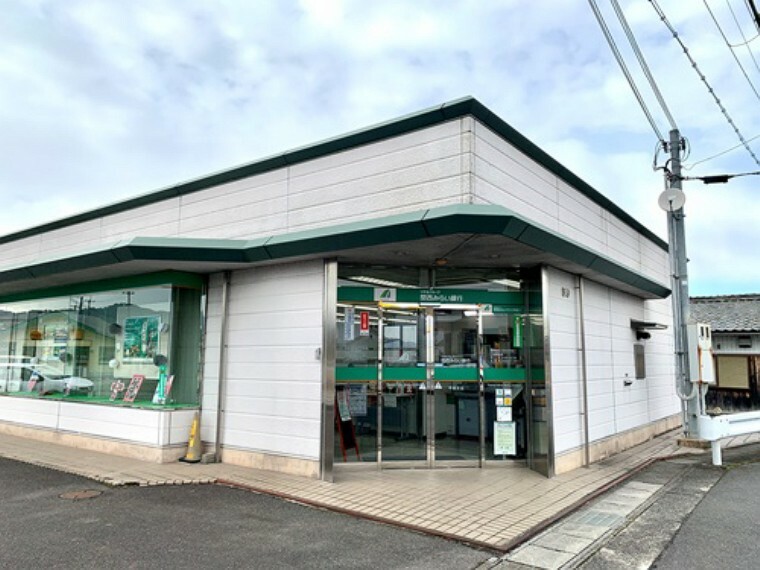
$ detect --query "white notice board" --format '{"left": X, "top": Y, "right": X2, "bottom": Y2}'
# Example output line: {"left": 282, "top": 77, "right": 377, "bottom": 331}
{"left": 494, "top": 421, "right": 516, "bottom": 455}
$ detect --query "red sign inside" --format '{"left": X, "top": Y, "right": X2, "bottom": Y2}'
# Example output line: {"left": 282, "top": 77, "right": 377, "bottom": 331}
{"left": 360, "top": 312, "right": 370, "bottom": 336}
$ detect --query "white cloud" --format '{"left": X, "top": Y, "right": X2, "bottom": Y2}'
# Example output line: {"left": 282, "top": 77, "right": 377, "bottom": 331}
{"left": 0, "top": 0, "right": 757, "bottom": 295}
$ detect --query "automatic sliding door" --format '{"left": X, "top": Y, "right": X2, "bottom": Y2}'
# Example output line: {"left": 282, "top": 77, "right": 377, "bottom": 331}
{"left": 380, "top": 308, "right": 427, "bottom": 463}
{"left": 431, "top": 308, "right": 481, "bottom": 464}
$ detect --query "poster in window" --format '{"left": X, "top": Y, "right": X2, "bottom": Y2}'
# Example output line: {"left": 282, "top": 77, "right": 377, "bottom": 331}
{"left": 493, "top": 421, "right": 516, "bottom": 455}
{"left": 337, "top": 388, "right": 352, "bottom": 421}
{"left": 123, "top": 316, "right": 160, "bottom": 361}
{"left": 348, "top": 384, "right": 367, "bottom": 416}
{"left": 110, "top": 380, "right": 125, "bottom": 401}
{"left": 123, "top": 374, "right": 145, "bottom": 403}
{"left": 344, "top": 307, "right": 355, "bottom": 341}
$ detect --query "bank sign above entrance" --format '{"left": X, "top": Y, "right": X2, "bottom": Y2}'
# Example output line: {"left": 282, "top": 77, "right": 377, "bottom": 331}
{"left": 340, "top": 286, "right": 540, "bottom": 313}
{"left": 371, "top": 287, "right": 466, "bottom": 303}
{"left": 372, "top": 288, "right": 397, "bottom": 302}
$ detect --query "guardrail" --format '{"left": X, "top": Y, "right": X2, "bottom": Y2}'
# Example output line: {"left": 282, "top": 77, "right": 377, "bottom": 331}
{"left": 697, "top": 411, "right": 760, "bottom": 466}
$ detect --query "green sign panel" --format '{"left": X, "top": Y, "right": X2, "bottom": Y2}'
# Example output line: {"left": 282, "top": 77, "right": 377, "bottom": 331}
{"left": 339, "top": 286, "right": 526, "bottom": 305}
{"left": 338, "top": 286, "right": 541, "bottom": 314}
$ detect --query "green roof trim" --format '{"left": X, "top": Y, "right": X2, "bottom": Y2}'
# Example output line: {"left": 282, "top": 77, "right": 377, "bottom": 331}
{"left": 0, "top": 97, "right": 667, "bottom": 251}
{"left": 0, "top": 205, "right": 670, "bottom": 300}
{"left": 262, "top": 210, "right": 429, "bottom": 259}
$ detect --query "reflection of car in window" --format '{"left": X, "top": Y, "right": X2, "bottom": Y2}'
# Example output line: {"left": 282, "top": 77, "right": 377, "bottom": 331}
{"left": 0, "top": 362, "right": 94, "bottom": 395}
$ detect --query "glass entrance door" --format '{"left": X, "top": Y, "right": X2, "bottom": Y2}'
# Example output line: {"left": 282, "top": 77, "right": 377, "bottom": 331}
{"left": 336, "top": 283, "right": 542, "bottom": 472}
{"left": 378, "top": 305, "right": 484, "bottom": 466}
{"left": 430, "top": 308, "right": 481, "bottom": 464}
{"left": 380, "top": 307, "right": 427, "bottom": 463}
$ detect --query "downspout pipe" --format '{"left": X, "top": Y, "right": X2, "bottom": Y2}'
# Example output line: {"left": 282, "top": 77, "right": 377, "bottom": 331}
{"left": 214, "top": 271, "right": 232, "bottom": 463}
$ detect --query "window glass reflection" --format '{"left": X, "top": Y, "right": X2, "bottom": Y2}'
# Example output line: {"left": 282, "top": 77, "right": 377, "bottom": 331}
{"left": 0, "top": 284, "right": 201, "bottom": 407}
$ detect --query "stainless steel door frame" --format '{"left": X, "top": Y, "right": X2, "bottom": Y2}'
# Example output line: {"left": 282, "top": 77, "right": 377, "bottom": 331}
{"left": 376, "top": 306, "right": 384, "bottom": 467}
{"left": 377, "top": 303, "right": 486, "bottom": 469}
{"left": 425, "top": 308, "right": 435, "bottom": 467}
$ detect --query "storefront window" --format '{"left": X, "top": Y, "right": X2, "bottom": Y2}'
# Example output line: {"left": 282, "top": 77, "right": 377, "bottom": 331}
{"left": 335, "top": 304, "right": 379, "bottom": 462}
{"left": 0, "top": 281, "right": 203, "bottom": 407}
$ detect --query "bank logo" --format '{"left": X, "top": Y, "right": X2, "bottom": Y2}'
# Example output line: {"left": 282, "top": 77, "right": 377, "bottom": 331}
{"left": 373, "top": 288, "right": 397, "bottom": 301}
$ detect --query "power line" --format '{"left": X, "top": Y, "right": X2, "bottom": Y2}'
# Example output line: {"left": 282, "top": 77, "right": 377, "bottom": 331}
{"left": 726, "top": 0, "right": 760, "bottom": 72}
{"left": 680, "top": 169, "right": 760, "bottom": 183}
{"left": 649, "top": 0, "right": 760, "bottom": 168}
{"left": 611, "top": 0, "right": 678, "bottom": 130}
{"left": 704, "top": 0, "right": 760, "bottom": 101}
{"left": 747, "top": 0, "right": 760, "bottom": 32}
{"left": 684, "top": 131, "right": 760, "bottom": 169}
{"left": 588, "top": 0, "right": 665, "bottom": 142}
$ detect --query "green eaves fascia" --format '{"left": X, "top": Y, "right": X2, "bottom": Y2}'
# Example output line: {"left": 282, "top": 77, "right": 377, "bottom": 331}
{"left": 0, "top": 205, "right": 669, "bottom": 298}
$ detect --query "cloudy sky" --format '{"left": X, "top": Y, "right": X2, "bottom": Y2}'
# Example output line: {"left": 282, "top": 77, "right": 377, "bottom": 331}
{"left": 1, "top": 0, "right": 758, "bottom": 296}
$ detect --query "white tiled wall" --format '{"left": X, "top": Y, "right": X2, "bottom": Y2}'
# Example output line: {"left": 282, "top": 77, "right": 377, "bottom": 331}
{"left": 204, "top": 260, "right": 324, "bottom": 460}
{"left": 0, "top": 120, "right": 469, "bottom": 266}
{"left": 545, "top": 267, "right": 678, "bottom": 455}
{"left": 0, "top": 116, "right": 668, "bottom": 290}
{"left": 472, "top": 122, "right": 669, "bottom": 285}
{"left": 0, "top": 397, "right": 194, "bottom": 446}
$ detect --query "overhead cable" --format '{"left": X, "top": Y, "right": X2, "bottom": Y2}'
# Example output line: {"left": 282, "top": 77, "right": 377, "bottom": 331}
{"left": 611, "top": 0, "right": 678, "bottom": 130}
{"left": 704, "top": 0, "right": 760, "bottom": 101}
{"left": 649, "top": 0, "right": 760, "bottom": 168}
{"left": 747, "top": 0, "right": 760, "bottom": 32}
{"left": 684, "top": 131, "right": 760, "bottom": 168}
{"left": 588, "top": 0, "right": 665, "bottom": 142}
{"left": 726, "top": 0, "right": 760, "bottom": 72}
{"left": 681, "top": 169, "right": 760, "bottom": 183}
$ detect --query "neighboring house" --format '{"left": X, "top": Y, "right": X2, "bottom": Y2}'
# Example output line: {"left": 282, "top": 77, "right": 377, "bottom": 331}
{"left": 0, "top": 97, "right": 679, "bottom": 480}
{"left": 691, "top": 294, "right": 760, "bottom": 412}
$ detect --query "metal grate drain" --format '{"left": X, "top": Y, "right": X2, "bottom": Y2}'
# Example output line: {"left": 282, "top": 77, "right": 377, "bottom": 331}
{"left": 59, "top": 490, "right": 102, "bottom": 500}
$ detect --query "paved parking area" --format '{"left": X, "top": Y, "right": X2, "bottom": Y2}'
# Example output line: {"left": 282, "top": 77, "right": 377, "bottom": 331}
{"left": 0, "top": 429, "right": 729, "bottom": 552}
{"left": 0, "top": 458, "right": 491, "bottom": 570}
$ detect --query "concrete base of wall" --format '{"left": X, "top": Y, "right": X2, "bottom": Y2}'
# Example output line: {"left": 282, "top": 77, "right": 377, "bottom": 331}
{"left": 221, "top": 446, "right": 320, "bottom": 479}
{"left": 676, "top": 437, "right": 711, "bottom": 449}
{"left": 554, "top": 414, "right": 682, "bottom": 475}
{"left": 0, "top": 421, "right": 185, "bottom": 463}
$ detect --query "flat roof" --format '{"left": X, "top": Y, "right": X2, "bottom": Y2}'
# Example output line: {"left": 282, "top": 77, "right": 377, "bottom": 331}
{"left": 0, "top": 96, "right": 667, "bottom": 251}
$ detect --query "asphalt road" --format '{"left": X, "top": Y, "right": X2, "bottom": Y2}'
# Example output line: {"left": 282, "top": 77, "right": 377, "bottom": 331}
{"left": 653, "top": 460, "right": 760, "bottom": 569}
{"left": 0, "top": 458, "right": 492, "bottom": 570}
{"left": 577, "top": 444, "right": 760, "bottom": 570}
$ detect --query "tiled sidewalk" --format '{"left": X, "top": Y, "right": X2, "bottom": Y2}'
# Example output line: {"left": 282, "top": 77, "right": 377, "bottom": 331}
{"left": 2, "top": 430, "right": 747, "bottom": 552}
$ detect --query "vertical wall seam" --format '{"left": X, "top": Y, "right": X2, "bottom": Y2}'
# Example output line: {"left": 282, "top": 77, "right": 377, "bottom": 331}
{"left": 577, "top": 276, "right": 590, "bottom": 467}
{"left": 213, "top": 271, "right": 231, "bottom": 462}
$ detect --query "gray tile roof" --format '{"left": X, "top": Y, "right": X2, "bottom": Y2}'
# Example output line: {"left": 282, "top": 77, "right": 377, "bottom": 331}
{"left": 690, "top": 294, "right": 760, "bottom": 332}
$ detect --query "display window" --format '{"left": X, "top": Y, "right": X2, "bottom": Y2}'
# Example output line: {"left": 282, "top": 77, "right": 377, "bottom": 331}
{"left": 0, "top": 277, "right": 203, "bottom": 408}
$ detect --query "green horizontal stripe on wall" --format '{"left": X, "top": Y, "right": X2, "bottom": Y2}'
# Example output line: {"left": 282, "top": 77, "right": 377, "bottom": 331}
{"left": 337, "top": 366, "right": 378, "bottom": 381}
{"left": 483, "top": 368, "right": 531, "bottom": 381}
{"left": 434, "top": 367, "right": 479, "bottom": 381}
{"left": 336, "top": 366, "right": 544, "bottom": 383}
{"left": 384, "top": 368, "right": 427, "bottom": 381}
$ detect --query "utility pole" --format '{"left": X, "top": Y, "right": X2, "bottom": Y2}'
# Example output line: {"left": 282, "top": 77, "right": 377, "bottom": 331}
{"left": 663, "top": 128, "right": 699, "bottom": 437}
